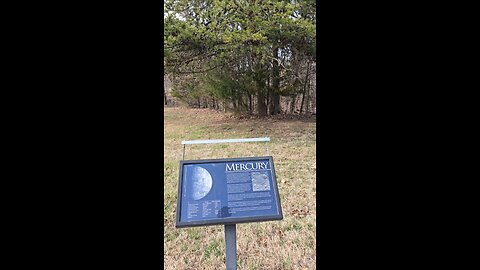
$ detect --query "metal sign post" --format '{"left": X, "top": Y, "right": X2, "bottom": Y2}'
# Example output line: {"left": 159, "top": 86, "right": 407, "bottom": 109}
{"left": 225, "top": 224, "right": 237, "bottom": 270}
{"left": 180, "top": 137, "right": 272, "bottom": 270}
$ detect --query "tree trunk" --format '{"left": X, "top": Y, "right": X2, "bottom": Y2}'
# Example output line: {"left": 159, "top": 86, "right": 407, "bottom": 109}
{"left": 300, "top": 62, "right": 311, "bottom": 114}
{"left": 248, "top": 94, "right": 253, "bottom": 114}
{"left": 255, "top": 62, "right": 268, "bottom": 117}
{"left": 270, "top": 93, "right": 280, "bottom": 115}
{"left": 232, "top": 98, "right": 237, "bottom": 111}
{"left": 237, "top": 95, "right": 242, "bottom": 113}
{"left": 290, "top": 95, "right": 296, "bottom": 114}
{"left": 305, "top": 77, "right": 311, "bottom": 113}
{"left": 257, "top": 92, "right": 267, "bottom": 117}
{"left": 269, "top": 47, "right": 281, "bottom": 115}
{"left": 164, "top": 88, "right": 168, "bottom": 105}
{"left": 266, "top": 76, "right": 270, "bottom": 110}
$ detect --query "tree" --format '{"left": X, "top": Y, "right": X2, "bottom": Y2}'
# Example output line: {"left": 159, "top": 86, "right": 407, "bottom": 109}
{"left": 164, "top": 0, "right": 316, "bottom": 116}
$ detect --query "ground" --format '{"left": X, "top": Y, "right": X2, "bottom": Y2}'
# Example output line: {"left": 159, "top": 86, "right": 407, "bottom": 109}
{"left": 164, "top": 107, "right": 316, "bottom": 270}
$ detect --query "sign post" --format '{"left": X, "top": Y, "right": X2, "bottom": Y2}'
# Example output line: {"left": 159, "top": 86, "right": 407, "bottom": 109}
{"left": 176, "top": 138, "right": 282, "bottom": 270}
{"left": 225, "top": 224, "right": 237, "bottom": 270}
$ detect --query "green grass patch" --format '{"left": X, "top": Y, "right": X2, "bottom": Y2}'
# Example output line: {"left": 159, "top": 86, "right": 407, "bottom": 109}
{"left": 204, "top": 240, "right": 222, "bottom": 259}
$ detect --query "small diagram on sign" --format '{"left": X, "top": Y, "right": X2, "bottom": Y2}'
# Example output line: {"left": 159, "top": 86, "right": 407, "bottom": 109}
{"left": 251, "top": 172, "right": 270, "bottom": 191}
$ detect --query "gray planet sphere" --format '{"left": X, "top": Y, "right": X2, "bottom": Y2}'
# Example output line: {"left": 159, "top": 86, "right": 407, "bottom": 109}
{"left": 191, "top": 166, "right": 212, "bottom": 200}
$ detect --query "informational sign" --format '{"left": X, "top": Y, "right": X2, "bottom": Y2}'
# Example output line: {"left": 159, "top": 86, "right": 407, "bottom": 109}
{"left": 175, "top": 156, "right": 283, "bottom": 228}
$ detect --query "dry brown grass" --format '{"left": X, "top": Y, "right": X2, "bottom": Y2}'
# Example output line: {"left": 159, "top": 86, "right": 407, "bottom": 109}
{"left": 164, "top": 107, "right": 316, "bottom": 269}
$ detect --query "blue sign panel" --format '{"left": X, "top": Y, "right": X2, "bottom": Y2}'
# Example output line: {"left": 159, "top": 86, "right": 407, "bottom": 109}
{"left": 175, "top": 156, "right": 283, "bottom": 228}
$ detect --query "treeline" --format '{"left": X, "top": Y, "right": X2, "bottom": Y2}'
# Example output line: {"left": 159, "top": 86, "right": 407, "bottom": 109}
{"left": 164, "top": 0, "right": 316, "bottom": 116}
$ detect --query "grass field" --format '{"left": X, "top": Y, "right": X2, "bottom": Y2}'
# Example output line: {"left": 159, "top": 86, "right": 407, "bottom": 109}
{"left": 164, "top": 107, "right": 316, "bottom": 270}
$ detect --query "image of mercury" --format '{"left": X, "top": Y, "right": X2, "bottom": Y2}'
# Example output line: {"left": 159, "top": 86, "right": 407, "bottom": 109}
{"left": 190, "top": 166, "right": 213, "bottom": 200}
{"left": 251, "top": 172, "right": 271, "bottom": 191}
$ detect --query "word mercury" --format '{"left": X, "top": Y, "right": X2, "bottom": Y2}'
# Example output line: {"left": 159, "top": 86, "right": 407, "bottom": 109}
{"left": 226, "top": 162, "right": 269, "bottom": 172}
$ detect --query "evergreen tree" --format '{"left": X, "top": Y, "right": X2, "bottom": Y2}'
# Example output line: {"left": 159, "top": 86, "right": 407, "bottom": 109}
{"left": 164, "top": 0, "right": 316, "bottom": 116}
